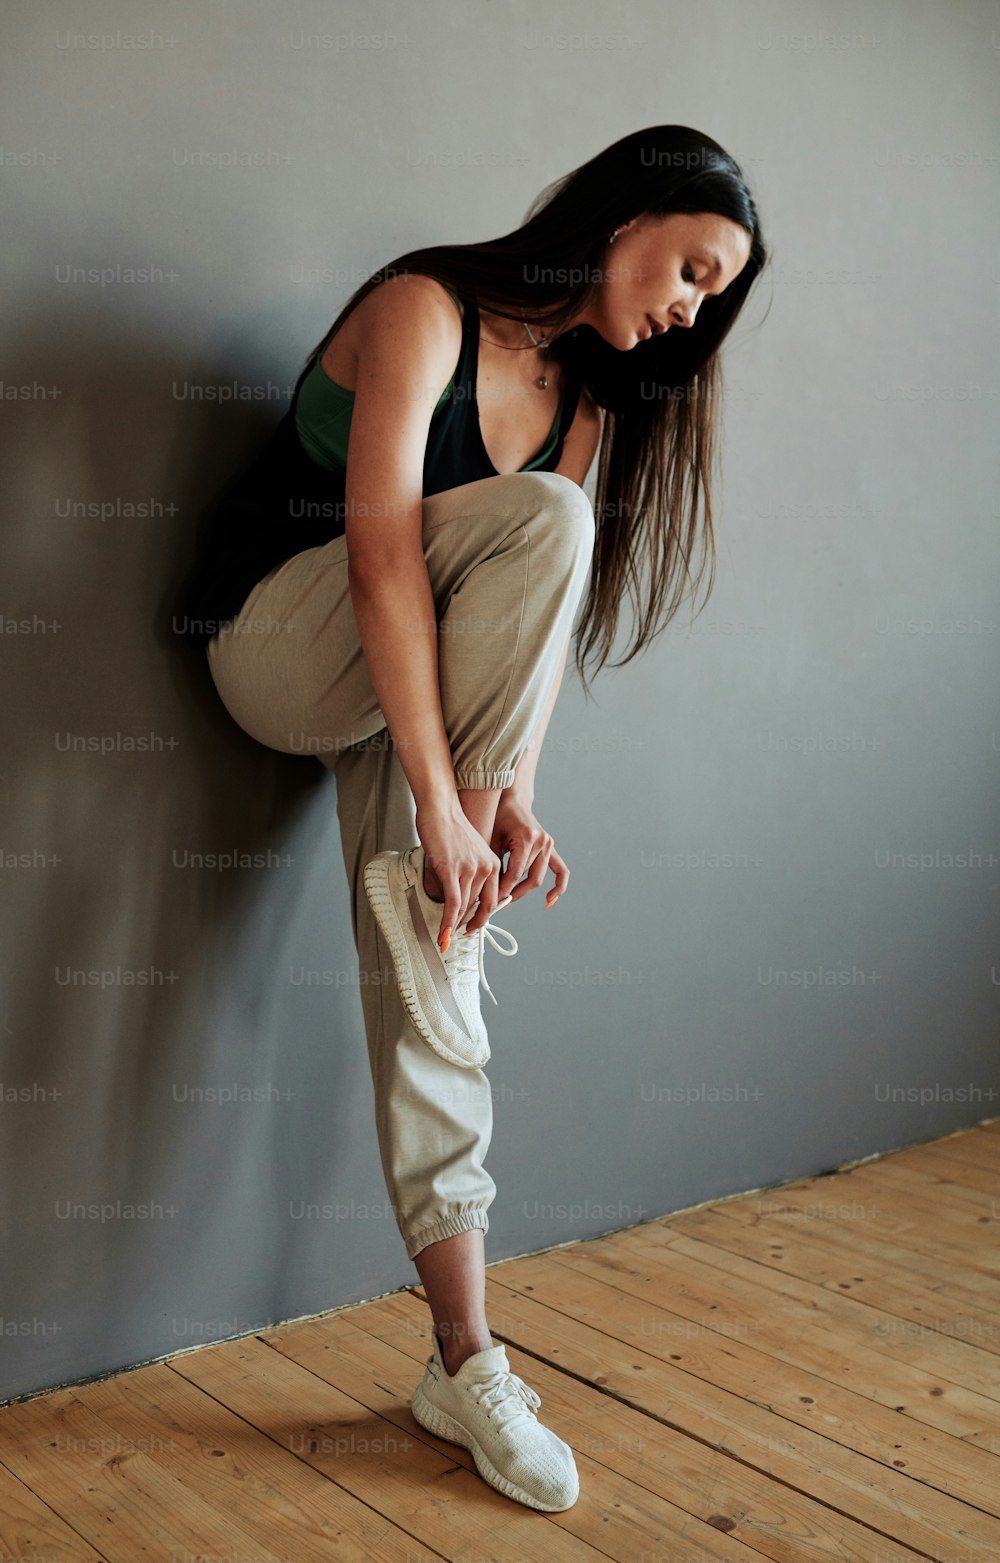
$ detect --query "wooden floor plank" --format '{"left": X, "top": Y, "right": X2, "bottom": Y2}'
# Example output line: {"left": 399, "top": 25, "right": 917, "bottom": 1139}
{"left": 0, "top": 1387, "right": 291, "bottom": 1562}
{"left": 905, "top": 1127, "right": 1000, "bottom": 1172}
{"left": 814, "top": 1162, "right": 1000, "bottom": 1249}
{"left": 3, "top": 1125, "right": 998, "bottom": 1560}
{"left": 726, "top": 1172, "right": 1000, "bottom": 1279}
{"left": 469, "top": 1272, "right": 1000, "bottom": 1562}
{"left": 706, "top": 1180, "right": 1000, "bottom": 1306}
{"left": 547, "top": 1233, "right": 1000, "bottom": 1439}
{"left": 882, "top": 1141, "right": 1000, "bottom": 1197}
{"left": 168, "top": 1327, "right": 617, "bottom": 1562}
{"left": 0, "top": 1454, "right": 108, "bottom": 1562}
{"left": 363, "top": 1287, "right": 935, "bottom": 1562}
{"left": 481, "top": 1244, "right": 1000, "bottom": 1516}
{"left": 618, "top": 1221, "right": 1000, "bottom": 1401}
{"left": 656, "top": 1201, "right": 1000, "bottom": 1357}
{"left": 855, "top": 1152, "right": 1000, "bottom": 1215}
{"left": 260, "top": 1301, "right": 763, "bottom": 1562}
{"left": 77, "top": 1358, "right": 430, "bottom": 1562}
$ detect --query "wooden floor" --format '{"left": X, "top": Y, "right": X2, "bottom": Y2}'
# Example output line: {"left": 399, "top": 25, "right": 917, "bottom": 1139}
{"left": 3, "top": 1123, "right": 1000, "bottom": 1562}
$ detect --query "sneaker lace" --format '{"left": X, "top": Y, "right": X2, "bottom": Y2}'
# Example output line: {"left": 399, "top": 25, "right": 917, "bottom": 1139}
{"left": 442, "top": 901, "right": 519, "bottom": 1006}
{"left": 472, "top": 1366, "right": 542, "bottom": 1427}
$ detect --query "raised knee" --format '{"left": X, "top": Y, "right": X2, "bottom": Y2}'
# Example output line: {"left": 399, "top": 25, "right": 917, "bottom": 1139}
{"left": 514, "top": 470, "right": 595, "bottom": 556}
{"left": 514, "top": 468, "right": 589, "bottom": 514}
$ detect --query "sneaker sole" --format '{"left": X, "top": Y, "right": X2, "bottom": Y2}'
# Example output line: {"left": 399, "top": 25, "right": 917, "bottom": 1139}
{"left": 362, "top": 853, "right": 489, "bottom": 1071}
{"left": 411, "top": 1382, "right": 579, "bottom": 1512}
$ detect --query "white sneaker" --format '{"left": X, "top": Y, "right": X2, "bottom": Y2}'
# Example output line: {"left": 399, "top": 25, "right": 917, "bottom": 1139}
{"left": 410, "top": 1330, "right": 580, "bottom": 1512}
{"left": 362, "top": 843, "right": 518, "bottom": 1071}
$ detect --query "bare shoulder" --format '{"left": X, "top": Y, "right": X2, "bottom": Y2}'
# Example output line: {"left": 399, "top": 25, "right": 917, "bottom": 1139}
{"left": 356, "top": 272, "right": 464, "bottom": 342}
{"left": 352, "top": 273, "right": 463, "bottom": 396}
{"left": 324, "top": 273, "right": 462, "bottom": 390}
{"left": 342, "top": 275, "right": 466, "bottom": 543}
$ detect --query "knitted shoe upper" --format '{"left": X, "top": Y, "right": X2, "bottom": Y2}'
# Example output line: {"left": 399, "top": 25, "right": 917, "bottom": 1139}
{"left": 406, "top": 845, "right": 519, "bottom": 1008}
{"left": 421, "top": 1333, "right": 579, "bottom": 1508}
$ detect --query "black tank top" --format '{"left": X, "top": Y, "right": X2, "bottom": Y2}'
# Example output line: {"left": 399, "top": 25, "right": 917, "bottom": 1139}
{"left": 177, "top": 288, "right": 583, "bottom": 649}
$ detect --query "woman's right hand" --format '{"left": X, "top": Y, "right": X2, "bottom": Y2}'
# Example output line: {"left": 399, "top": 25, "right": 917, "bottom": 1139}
{"left": 415, "top": 796, "right": 503, "bottom": 952}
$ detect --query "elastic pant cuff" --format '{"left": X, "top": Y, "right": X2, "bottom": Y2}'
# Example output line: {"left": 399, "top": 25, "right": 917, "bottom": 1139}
{"left": 454, "top": 768, "right": 516, "bottom": 791}
{"left": 404, "top": 1208, "right": 490, "bottom": 1262}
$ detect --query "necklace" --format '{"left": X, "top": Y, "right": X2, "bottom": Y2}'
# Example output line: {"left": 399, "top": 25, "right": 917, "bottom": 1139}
{"left": 516, "top": 225, "right": 619, "bottom": 389}
{"left": 519, "top": 320, "right": 550, "bottom": 390}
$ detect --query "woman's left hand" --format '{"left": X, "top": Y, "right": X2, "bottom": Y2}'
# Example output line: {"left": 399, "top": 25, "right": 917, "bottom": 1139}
{"left": 489, "top": 791, "right": 569, "bottom": 910}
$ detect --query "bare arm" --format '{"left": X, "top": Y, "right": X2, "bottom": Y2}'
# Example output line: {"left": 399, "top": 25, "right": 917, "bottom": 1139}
{"left": 342, "top": 274, "right": 504, "bottom": 942}
{"left": 343, "top": 275, "right": 464, "bottom": 812}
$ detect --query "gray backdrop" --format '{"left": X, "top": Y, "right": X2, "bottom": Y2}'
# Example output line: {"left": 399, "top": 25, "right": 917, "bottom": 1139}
{"left": 2, "top": 0, "right": 998, "bottom": 1404}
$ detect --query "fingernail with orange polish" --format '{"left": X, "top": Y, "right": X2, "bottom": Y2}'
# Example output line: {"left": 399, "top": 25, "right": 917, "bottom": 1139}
{"left": 439, "top": 926, "right": 452, "bottom": 953}
{"left": 545, "top": 893, "right": 560, "bottom": 908}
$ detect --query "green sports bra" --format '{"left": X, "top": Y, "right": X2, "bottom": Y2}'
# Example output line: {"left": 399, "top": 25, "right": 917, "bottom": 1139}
{"left": 295, "top": 284, "right": 563, "bottom": 473}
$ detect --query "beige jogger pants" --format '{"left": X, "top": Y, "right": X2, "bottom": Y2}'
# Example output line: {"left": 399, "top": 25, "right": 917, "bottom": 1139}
{"left": 205, "top": 470, "right": 596, "bottom": 1260}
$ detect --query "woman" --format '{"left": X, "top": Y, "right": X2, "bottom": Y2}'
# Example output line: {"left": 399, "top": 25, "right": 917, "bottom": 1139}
{"left": 178, "top": 123, "right": 766, "bottom": 1512}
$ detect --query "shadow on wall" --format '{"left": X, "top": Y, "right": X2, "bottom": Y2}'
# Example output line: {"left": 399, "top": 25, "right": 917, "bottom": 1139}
{"left": 1, "top": 318, "right": 374, "bottom": 1401}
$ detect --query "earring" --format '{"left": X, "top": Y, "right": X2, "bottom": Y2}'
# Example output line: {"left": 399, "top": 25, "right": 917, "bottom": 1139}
{"left": 608, "top": 230, "right": 618, "bottom": 244}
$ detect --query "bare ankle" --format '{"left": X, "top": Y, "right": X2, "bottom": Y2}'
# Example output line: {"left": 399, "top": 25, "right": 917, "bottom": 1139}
{"left": 435, "top": 1324, "right": 493, "bottom": 1375}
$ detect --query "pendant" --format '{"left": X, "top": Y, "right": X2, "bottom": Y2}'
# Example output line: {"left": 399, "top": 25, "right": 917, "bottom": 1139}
{"left": 521, "top": 319, "right": 550, "bottom": 387}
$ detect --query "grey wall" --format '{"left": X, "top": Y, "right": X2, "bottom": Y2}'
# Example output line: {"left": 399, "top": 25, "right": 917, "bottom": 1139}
{"left": 3, "top": 0, "right": 998, "bottom": 1404}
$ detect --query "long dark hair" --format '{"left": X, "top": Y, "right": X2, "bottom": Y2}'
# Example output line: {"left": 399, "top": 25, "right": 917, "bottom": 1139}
{"left": 302, "top": 125, "right": 768, "bottom": 696}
